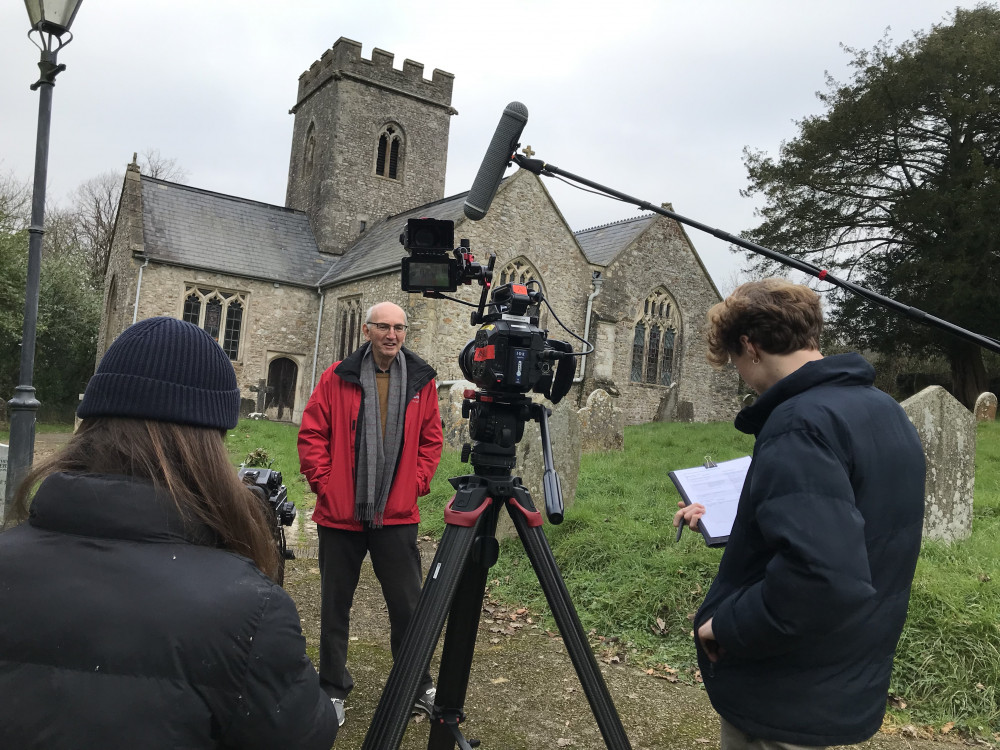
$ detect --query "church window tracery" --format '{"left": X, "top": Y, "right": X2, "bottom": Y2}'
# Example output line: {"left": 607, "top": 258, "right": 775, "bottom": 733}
{"left": 337, "top": 297, "right": 364, "bottom": 360}
{"left": 182, "top": 286, "right": 247, "bottom": 360}
{"left": 375, "top": 124, "right": 403, "bottom": 180}
{"left": 630, "top": 289, "right": 681, "bottom": 385}
{"left": 496, "top": 257, "right": 545, "bottom": 323}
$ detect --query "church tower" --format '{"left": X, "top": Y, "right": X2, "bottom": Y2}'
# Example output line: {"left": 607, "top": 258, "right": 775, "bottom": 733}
{"left": 285, "top": 37, "right": 456, "bottom": 255}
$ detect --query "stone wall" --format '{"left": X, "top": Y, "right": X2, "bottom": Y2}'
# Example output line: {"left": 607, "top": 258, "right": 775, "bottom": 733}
{"left": 285, "top": 37, "right": 454, "bottom": 255}
{"left": 137, "top": 265, "right": 320, "bottom": 423}
{"left": 588, "top": 212, "right": 737, "bottom": 424}
{"left": 97, "top": 160, "right": 145, "bottom": 359}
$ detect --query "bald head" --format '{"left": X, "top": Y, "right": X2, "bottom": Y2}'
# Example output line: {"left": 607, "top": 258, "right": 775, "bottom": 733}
{"left": 363, "top": 301, "right": 408, "bottom": 370}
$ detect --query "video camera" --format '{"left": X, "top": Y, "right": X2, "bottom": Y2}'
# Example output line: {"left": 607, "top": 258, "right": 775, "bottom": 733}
{"left": 239, "top": 466, "right": 297, "bottom": 584}
{"left": 400, "top": 218, "right": 574, "bottom": 405}
{"left": 238, "top": 467, "right": 297, "bottom": 528}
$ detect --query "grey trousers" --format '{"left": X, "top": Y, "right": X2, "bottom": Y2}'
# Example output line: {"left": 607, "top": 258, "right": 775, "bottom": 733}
{"left": 720, "top": 718, "right": 826, "bottom": 750}
{"left": 316, "top": 522, "right": 433, "bottom": 700}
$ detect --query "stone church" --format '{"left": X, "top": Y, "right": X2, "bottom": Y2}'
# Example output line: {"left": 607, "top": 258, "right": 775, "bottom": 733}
{"left": 98, "top": 37, "right": 736, "bottom": 430}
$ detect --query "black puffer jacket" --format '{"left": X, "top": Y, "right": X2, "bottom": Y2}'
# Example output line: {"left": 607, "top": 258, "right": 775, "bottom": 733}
{"left": 695, "top": 354, "right": 925, "bottom": 745}
{"left": 0, "top": 473, "right": 338, "bottom": 750}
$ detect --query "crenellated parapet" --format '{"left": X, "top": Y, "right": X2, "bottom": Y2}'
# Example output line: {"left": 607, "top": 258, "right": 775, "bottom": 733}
{"left": 291, "top": 36, "right": 454, "bottom": 114}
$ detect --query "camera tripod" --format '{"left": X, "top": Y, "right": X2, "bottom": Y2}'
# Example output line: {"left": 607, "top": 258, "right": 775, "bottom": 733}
{"left": 361, "top": 393, "right": 632, "bottom": 750}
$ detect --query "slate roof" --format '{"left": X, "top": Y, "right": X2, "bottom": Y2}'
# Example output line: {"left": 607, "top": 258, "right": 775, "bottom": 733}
{"left": 574, "top": 214, "right": 656, "bottom": 266}
{"left": 317, "top": 191, "right": 470, "bottom": 287}
{"left": 140, "top": 177, "right": 332, "bottom": 287}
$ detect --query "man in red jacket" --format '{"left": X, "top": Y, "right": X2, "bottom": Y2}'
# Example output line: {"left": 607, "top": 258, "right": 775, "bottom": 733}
{"left": 298, "top": 301, "right": 443, "bottom": 727}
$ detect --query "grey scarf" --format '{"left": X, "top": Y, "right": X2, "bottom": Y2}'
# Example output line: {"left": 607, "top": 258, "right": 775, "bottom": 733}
{"left": 355, "top": 349, "right": 407, "bottom": 527}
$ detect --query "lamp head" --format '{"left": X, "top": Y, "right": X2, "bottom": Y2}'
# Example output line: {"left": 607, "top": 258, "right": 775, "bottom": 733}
{"left": 24, "top": 0, "right": 83, "bottom": 37}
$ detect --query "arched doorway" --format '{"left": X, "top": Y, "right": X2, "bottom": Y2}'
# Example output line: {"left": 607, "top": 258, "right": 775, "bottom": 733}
{"left": 266, "top": 357, "right": 298, "bottom": 421}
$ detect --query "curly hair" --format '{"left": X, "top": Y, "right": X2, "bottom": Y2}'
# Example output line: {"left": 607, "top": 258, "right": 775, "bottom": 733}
{"left": 706, "top": 279, "right": 822, "bottom": 368}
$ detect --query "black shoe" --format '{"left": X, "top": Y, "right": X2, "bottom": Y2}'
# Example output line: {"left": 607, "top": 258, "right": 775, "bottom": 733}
{"left": 412, "top": 686, "right": 436, "bottom": 716}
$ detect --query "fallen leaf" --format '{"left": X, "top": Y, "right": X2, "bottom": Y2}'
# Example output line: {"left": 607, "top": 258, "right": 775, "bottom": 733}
{"left": 941, "top": 722, "right": 954, "bottom": 734}
{"left": 656, "top": 617, "right": 666, "bottom": 630}
{"left": 645, "top": 669, "right": 655, "bottom": 675}
{"left": 491, "top": 677, "right": 509, "bottom": 685}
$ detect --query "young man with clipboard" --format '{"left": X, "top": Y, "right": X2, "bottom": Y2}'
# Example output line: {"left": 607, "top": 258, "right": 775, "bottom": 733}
{"left": 673, "top": 280, "right": 925, "bottom": 750}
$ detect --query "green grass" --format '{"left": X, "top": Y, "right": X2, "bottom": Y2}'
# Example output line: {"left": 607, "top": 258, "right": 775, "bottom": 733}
{"left": 0, "top": 422, "right": 75, "bottom": 444}
{"left": 227, "top": 417, "right": 1000, "bottom": 735}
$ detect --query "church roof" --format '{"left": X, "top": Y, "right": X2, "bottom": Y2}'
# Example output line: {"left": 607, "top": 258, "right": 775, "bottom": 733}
{"left": 574, "top": 214, "right": 656, "bottom": 266}
{"left": 316, "top": 191, "right": 469, "bottom": 287}
{"left": 140, "top": 177, "right": 332, "bottom": 287}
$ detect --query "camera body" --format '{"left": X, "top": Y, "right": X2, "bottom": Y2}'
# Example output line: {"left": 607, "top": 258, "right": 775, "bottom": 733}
{"left": 458, "top": 282, "right": 573, "bottom": 404}
{"left": 238, "top": 467, "right": 296, "bottom": 527}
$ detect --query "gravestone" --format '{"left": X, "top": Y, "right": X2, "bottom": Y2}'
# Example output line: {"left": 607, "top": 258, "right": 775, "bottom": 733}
{"left": 438, "top": 380, "right": 475, "bottom": 452}
{"left": 578, "top": 389, "right": 624, "bottom": 453}
{"left": 675, "top": 401, "right": 694, "bottom": 423}
{"left": 654, "top": 383, "right": 678, "bottom": 422}
{"left": 901, "top": 385, "right": 975, "bottom": 543}
{"left": 974, "top": 392, "right": 997, "bottom": 422}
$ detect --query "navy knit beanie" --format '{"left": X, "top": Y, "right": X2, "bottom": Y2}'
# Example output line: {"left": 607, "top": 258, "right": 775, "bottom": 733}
{"left": 78, "top": 317, "right": 241, "bottom": 430}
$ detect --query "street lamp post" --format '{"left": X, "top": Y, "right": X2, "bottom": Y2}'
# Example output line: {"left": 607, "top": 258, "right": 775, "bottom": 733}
{"left": 4, "top": 0, "right": 83, "bottom": 521}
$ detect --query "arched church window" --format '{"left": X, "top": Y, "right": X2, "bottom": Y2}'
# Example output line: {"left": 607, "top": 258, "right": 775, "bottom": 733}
{"left": 181, "top": 286, "right": 247, "bottom": 361}
{"left": 646, "top": 324, "right": 661, "bottom": 384}
{"left": 337, "top": 296, "right": 364, "bottom": 360}
{"left": 304, "top": 122, "right": 316, "bottom": 178}
{"left": 631, "top": 322, "right": 645, "bottom": 382}
{"left": 630, "top": 288, "right": 681, "bottom": 385}
{"left": 660, "top": 329, "right": 675, "bottom": 386}
{"left": 375, "top": 124, "right": 403, "bottom": 180}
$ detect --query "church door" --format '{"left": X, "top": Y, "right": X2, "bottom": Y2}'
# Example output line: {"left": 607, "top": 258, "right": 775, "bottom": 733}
{"left": 266, "top": 357, "right": 298, "bottom": 421}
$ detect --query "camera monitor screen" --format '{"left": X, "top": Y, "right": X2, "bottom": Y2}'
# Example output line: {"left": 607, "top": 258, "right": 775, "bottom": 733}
{"left": 402, "top": 257, "right": 456, "bottom": 292}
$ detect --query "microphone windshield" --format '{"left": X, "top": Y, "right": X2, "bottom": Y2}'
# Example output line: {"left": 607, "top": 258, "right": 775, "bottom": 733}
{"left": 464, "top": 101, "right": 529, "bottom": 221}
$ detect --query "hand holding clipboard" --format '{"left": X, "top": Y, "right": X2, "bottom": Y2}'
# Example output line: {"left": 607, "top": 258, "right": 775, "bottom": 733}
{"left": 669, "top": 455, "right": 751, "bottom": 547}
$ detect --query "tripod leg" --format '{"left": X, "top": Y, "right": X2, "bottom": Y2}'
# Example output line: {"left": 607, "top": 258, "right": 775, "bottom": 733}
{"left": 362, "top": 485, "right": 495, "bottom": 750}
{"left": 508, "top": 489, "right": 634, "bottom": 750}
{"left": 426, "top": 503, "right": 501, "bottom": 750}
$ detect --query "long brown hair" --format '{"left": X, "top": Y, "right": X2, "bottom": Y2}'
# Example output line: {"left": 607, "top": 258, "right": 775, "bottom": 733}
{"left": 10, "top": 417, "right": 280, "bottom": 580}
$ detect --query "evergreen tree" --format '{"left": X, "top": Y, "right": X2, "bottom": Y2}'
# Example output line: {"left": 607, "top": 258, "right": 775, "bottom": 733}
{"left": 742, "top": 7, "right": 1000, "bottom": 407}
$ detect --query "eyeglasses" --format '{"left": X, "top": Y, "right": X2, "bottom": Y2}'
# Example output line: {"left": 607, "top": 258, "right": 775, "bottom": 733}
{"left": 369, "top": 322, "right": 408, "bottom": 333}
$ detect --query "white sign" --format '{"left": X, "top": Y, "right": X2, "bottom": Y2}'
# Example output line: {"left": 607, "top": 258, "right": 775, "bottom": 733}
{"left": 0, "top": 442, "right": 8, "bottom": 506}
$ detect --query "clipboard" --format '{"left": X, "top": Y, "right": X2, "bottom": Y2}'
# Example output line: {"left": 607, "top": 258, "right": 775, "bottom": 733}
{"left": 668, "top": 455, "right": 751, "bottom": 547}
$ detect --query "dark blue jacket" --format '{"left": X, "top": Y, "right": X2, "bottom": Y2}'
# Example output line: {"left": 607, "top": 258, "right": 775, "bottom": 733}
{"left": 696, "top": 353, "right": 924, "bottom": 745}
{"left": 0, "top": 473, "right": 339, "bottom": 750}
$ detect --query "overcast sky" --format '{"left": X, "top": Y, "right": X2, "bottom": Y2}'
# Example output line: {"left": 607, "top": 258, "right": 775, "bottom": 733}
{"left": 0, "top": 0, "right": 982, "bottom": 293}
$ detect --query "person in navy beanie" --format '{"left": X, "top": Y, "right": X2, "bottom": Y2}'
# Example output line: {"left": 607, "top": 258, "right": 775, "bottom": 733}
{"left": 77, "top": 315, "right": 242, "bottom": 429}
{"left": 0, "top": 317, "right": 339, "bottom": 750}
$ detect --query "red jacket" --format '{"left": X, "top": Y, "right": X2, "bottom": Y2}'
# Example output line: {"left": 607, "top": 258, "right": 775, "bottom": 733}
{"left": 298, "top": 344, "right": 443, "bottom": 531}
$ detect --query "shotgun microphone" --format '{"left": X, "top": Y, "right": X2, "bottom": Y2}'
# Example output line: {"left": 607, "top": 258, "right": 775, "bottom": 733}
{"left": 463, "top": 101, "right": 529, "bottom": 220}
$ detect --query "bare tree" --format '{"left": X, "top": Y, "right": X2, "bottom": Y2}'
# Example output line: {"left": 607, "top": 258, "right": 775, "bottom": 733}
{"left": 0, "top": 172, "right": 31, "bottom": 233}
{"left": 71, "top": 150, "right": 187, "bottom": 288}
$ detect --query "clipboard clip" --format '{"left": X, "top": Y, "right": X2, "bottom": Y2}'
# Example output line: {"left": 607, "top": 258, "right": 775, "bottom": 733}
{"left": 704, "top": 455, "right": 718, "bottom": 469}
